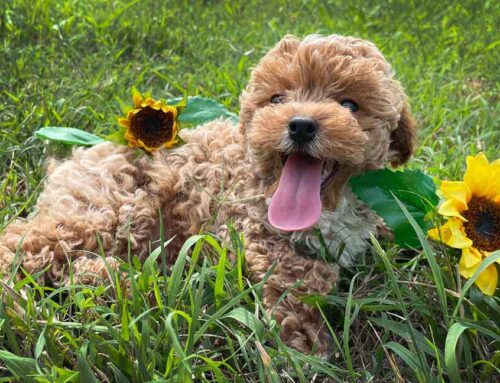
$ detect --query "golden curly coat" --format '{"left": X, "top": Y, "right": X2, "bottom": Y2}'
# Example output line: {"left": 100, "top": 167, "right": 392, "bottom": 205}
{"left": 0, "top": 34, "right": 416, "bottom": 355}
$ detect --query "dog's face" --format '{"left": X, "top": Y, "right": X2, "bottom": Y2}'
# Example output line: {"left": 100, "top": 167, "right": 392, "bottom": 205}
{"left": 239, "top": 35, "right": 416, "bottom": 232}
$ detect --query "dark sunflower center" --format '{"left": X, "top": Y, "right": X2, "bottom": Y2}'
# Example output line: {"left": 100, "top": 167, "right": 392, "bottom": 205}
{"left": 143, "top": 113, "right": 163, "bottom": 131}
{"left": 130, "top": 106, "right": 174, "bottom": 148}
{"left": 463, "top": 196, "right": 500, "bottom": 252}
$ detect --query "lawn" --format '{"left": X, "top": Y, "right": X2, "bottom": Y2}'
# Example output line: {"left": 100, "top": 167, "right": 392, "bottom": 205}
{"left": 0, "top": 0, "right": 499, "bottom": 382}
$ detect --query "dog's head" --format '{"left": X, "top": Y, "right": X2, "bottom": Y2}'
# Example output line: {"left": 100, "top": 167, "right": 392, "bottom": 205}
{"left": 239, "top": 34, "right": 416, "bottom": 231}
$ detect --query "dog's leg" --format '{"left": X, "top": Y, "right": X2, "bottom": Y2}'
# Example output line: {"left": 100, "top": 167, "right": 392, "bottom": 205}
{"left": 0, "top": 143, "right": 162, "bottom": 282}
{"left": 0, "top": 196, "right": 123, "bottom": 280}
{"left": 245, "top": 239, "right": 338, "bottom": 357}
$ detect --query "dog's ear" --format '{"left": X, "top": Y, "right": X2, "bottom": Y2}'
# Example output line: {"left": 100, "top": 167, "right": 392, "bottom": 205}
{"left": 389, "top": 101, "right": 417, "bottom": 167}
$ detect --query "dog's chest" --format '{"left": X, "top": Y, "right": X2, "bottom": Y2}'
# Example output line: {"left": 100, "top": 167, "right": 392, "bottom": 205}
{"left": 290, "top": 190, "right": 380, "bottom": 267}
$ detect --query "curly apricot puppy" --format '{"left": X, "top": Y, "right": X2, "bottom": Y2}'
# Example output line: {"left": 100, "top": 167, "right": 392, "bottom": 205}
{"left": 0, "top": 34, "right": 415, "bottom": 356}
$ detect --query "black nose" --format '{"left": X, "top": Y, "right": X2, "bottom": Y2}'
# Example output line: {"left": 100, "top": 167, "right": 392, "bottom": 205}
{"left": 288, "top": 117, "right": 318, "bottom": 146}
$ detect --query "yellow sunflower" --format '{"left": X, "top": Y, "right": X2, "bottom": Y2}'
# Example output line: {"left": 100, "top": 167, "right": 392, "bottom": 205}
{"left": 428, "top": 153, "right": 500, "bottom": 296}
{"left": 118, "top": 91, "right": 179, "bottom": 152}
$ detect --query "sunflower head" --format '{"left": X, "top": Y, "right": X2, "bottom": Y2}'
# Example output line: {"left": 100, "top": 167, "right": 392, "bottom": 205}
{"left": 428, "top": 153, "right": 500, "bottom": 295}
{"left": 118, "top": 90, "right": 181, "bottom": 152}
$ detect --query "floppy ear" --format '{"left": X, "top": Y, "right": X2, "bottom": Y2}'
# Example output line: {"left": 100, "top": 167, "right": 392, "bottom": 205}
{"left": 389, "top": 102, "right": 417, "bottom": 167}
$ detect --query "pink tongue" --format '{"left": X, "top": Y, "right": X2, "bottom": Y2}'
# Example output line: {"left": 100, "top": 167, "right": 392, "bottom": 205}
{"left": 268, "top": 153, "right": 323, "bottom": 231}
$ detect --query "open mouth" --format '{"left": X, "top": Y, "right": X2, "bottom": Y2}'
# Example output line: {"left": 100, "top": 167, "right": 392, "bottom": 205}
{"left": 281, "top": 154, "right": 340, "bottom": 191}
{"left": 269, "top": 153, "right": 339, "bottom": 232}
{"left": 321, "top": 160, "right": 339, "bottom": 189}
{"left": 280, "top": 154, "right": 339, "bottom": 189}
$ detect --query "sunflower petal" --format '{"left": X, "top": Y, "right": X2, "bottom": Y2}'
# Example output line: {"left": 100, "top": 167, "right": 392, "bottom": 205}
{"left": 161, "top": 105, "right": 177, "bottom": 117}
{"left": 488, "top": 159, "right": 500, "bottom": 202}
{"left": 163, "top": 138, "right": 178, "bottom": 149}
{"left": 464, "top": 153, "right": 491, "bottom": 197}
{"left": 459, "top": 252, "right": 478, "bottom": 279}
{"left": 474, "top": 263, "right": 498, "bottom": 296}
{"left": 132, "top": 90, "right": 144, "bottom": 108}
{"left": 438, "top": 199, "right": 467, "bottom": 221}
{"left": 428, "top": 226, "right": 442, "bottom": 242}
{"left": 447, "top": 219, "right": 473, "bottom": 248}
{"left": 428, "top": 218, "right": 473, "bottom": 248}
{"left": 447, "top": 219, "right": 472, "bottom": 249}
{"left": 440, "top": 181, "right": 470, "bottom": 207}
{"left": 459, "top": 248, "right": 499, "bottom": 296}
{"left": 118, "top": 118, "right": 130, "bottom": 128}
{"left": 150, "top": 101, "right": 164, "bottom": 110}
{"left": 128, "top": 108, "right": 141, "bottom": 117}
{"left": 141, "top": 97, "right": 156, "bottom": 107}
{"left": 137, "top": 138, "right": 159, "bottom": 153}
{"left": 124, "top": 131, "right": 139, "bottom": 146}
{"left": 460, "top": 247, "right": 483, "bottom": 270}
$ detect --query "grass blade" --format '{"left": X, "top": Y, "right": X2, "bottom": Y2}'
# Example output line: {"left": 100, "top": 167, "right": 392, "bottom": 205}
{"left": 167, "top": 235, "right": 205, "bottom": 309}
{"left": 0, "top": 350, "right": 38, "bottom": 383}
{"left": 214, "top": 246, "right": 227, "bottom": 309}
{"left": 224, "top": 307, "right": 265, "bottom": 339}
{"left": 445, "top": 322, "right": 468, "bottom": 383}
{"left": 385, "top": 342, "right": 423, "bottom": 376}
{"left": 77, "top": 344, "right": 99, "bottom": 383}
{"left": 371, "top": 235, "right": 432, "bottom": 382}
{"left": 393, "top": 194, "right": 448, "bottom": 325}
{"left": 342, "top": 273, "right": 359, "bottom": 381}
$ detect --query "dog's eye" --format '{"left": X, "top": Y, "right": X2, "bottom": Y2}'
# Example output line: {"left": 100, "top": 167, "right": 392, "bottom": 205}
{"left": 340, "top": 99, "right": 359, "bottom": 113}
{"left": 270, "top": 94, "right": 287, "bottom": 104}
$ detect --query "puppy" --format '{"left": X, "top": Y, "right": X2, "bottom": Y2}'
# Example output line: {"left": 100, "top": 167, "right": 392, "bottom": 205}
{"left": 0, "top": 34, "right": 415, "bottom": 355}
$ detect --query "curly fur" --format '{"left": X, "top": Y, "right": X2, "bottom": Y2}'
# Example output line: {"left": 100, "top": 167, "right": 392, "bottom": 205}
{"left": 0, "top": 34, "right": 416, "bottom": 356}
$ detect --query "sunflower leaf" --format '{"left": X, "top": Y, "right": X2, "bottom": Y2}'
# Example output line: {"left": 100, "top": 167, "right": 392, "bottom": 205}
{"left": 168, "top": 96, "right": 238, "bottom": 126}
{"left": 35, "top": 127, "right": 105, "bottom": 146}
{"left": 171, "top": 95, "right": 187, "bottom": 116}
{"left": 349, "top": 168, "right": 439, "bottom": 248}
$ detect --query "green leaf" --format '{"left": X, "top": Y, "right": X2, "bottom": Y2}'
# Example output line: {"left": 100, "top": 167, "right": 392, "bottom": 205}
{"left": 52, "top": 367, "right": 80, "bottom": 383}
{"left": 168, "top": 96, "right": 238, "bottom": 127}
{"left": 445, "top": 322, "right": 469, "bottom": 383}
{"left": 171, "top": 95, "right": 187, "bottom": 116}
{"left": 444, "top": 317, "right": 500, "bottom": 383}
{"left": 343, "top": 274, "right": 359, "bottom": 381}
{"left": 108, "top": 363, "right": 131, "bottom": 383}
{"left": 77, "top": 344, "right": 99, "bottom": 383}
{"left": 35, "top": 127, "right": 105, "bottom": 146}
{"left": 34, "top": 327, "right": 46, "bottom": 359}
{"left": 214, "top": 247, "right": 227, "bottom": 309}
{"left": 224, "top": 307, "right": 265, "bottom": 339}
{"left": 349, "top": 168, "right": 438, "bottom": 248}
{"left": 370, "top": 316, "right": 443, "bottom": 359}
{"left": 385, "top": 342, "right": 423, "bottom": 376}
{"left": 0, "top": 350, "right": 38, "bottom": 383}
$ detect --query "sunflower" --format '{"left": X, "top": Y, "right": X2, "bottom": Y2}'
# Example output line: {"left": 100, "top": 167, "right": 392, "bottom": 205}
{"left": 428, "top": 153, "right": 500, "bottom": 296}
{"left": 118, "top": 91, "right": 180, "bottom": 152}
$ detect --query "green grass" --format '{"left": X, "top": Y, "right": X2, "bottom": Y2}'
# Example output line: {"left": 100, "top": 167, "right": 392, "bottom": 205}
{"left": 1, "top": 0, "right": 499, "bottom": 381}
